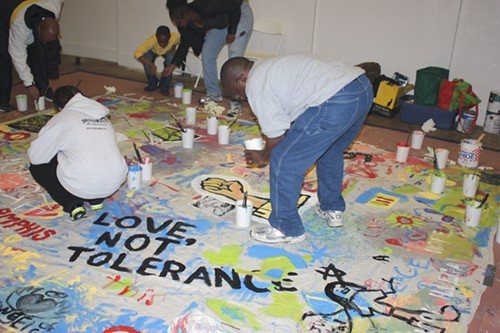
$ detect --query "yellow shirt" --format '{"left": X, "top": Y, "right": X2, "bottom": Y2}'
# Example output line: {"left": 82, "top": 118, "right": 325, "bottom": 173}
{"left": 134, "top": 32, "right": 180, "bottom": 59}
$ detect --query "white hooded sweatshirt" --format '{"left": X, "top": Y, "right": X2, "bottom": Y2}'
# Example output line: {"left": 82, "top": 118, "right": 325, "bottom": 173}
{"left": 28, "top": 93, "right": 128, "bottom": 199}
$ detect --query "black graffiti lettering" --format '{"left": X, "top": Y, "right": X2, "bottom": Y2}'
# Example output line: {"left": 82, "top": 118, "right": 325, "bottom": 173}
{"left": 146, "top": 217, "right": 174, "bottom": 233}
{"left": 95, "top": 231, "right": 122, "bottom": 247}
{"left": 153, "top": 237, "right": 182, "bottom": 255}
{"left": 67, "top": 246, "right": 95, "bottom": 262}
{"left": 184, "top": 266, "right": 211, "bottom": 286}
{"left": 137, "top": 257, "right": 163, "bottom": 276}
{"left": 166, "top": 221, "right": 197, "bottom": 238}
{"left": 124, "top": 234, "right": 150, "bottom": 252}
{"left": 115, "top": 216, "right": 141, "bottom": 229}
{"left": 10, "top": 314, "right": 35, "bottom": 330}
{"left": 88, "top": 252, "right": 113, "bottom": 266}
{"left": 244, "top": 275, "right": 269, "bottom": 293}
{"left": 93, "top": 212, "right": 111, "bottom": 226}
{"left": 159, "top": 260, "right": 186, "bottom": 280}
{"left": 109, "top": 253, "right": 133, "bottom": 273}
{"left": 214, "top": 268, "right": 241, "bottom": 289}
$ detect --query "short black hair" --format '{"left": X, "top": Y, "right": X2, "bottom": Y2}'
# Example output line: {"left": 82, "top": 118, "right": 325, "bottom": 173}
{"left": 53, "top": 85, "right": 81, "bottom": 109}
{"left": 166, "top": 0, "right": 187, "bottom": 10}
{"left": 156, "top": 25, "right": 170, "bottom": 36}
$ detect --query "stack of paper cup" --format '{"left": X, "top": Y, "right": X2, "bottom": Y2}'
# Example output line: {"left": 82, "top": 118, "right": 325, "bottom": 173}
{"left": 127, "top": 165, "right": 142, "bottom": 189}
{"left": 207, "top": 116, "right": 218, "bottom": 135}
{"left": 465, "top": 201, "right": 482, "bottom": 227}
{"left": 174, "top": 83, "right": 183, "bottom": 98}
{"left": 430, "top": 174, "right": 446, "bottom": 194}
{"left": 185, "top": 107, "right": 197, "bottom": 125}
{"left": 182, "top": 129, "right": 195, "bottom": 149}
{"left": 182, "top": 88, "right": 192, "bottom": 104}
{"left": 462, "top": 174, "right": 479, "bottom": 197}
{"left": 16, "top": 94, "right": 28, "bottom": 112}
{"left": 140, "top": 157, "right": 153, "bottom": 181}
{"left": 235, "top": 199, "right": 253, "bottom": 228}
{"left": 410, "top": 130, "right": 425, "bottom": 149}
{"left": 217, "top": 125, "right": 230, "bottom": 145}
{"left": 435, "top": 149, "right": 449, "bottom": 169}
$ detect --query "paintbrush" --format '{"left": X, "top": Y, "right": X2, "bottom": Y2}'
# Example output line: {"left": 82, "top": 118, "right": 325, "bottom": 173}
{"left": 171, "top": 113, "right": 185, "bottom": 132}
{"left": 227, "top": 116, "right": 238, "bottom": 129}
{"left": 477, "top": 133, "right": 485, "bottom": 143}
{"left": 242, "top": 191, "right": 248, "bottom": 208}
{"left": 432, "top": 147, "right": 440, "bottom": 175}
{"left": 478, "top": 193, "right": 489, "bottom": 208}
{"left": 133, "top": 142, "right": 143, "bottom": 163}
{"left": 76, "top": 78, "right": 83, "bottom": 88}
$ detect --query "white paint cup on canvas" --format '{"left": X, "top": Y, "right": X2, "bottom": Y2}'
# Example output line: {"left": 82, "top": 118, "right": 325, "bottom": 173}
{"left": 395, "top": 142, "right": 410, "bottom": 163}
{"left": 182, "top": 128, "right": 195, "bottom": 149}
{"left": 465, "top": 201, "right": 483, "bottom": 227}
{"left": 174, "top": 83, "right": 183, "bottom": 98}
{"left": 244, "top": 138, "right": 264, "bottom": 150}
{"left": 140, "top": 157, "right": 153, "bottom": 182}
{"left": 217, "top": 125, "right": 230, "bottom": 145}
{"left": 207, "top": 116, "right": 218, "bottom": 135}
{"left": 182, "top": 88, "right": 192, "bottom": 104}
{"left": 462, "top": 174, "right": 480, "bottom": 198}
{"left": 16, "top": 94, "right": 28, "bottom": 112}
{"left": 430, "top": 174, "right": 446, "bottom": 194}
{"left": 36, "top": 96, "right": 45, "bottom": 111}
{"left": 185, "top": 107, "right": 197, "bottom": 125}
{"left": 411, "top": 130, "right": 425, "bottom": 149}
{"left": 127, "top": 165, "right": 142, "bottom": 189}
{"left": 435, "top": 148, "right": 449, "bottom": 169}
{"left": 235, "top": 199, "right": 253, "bottom": 228}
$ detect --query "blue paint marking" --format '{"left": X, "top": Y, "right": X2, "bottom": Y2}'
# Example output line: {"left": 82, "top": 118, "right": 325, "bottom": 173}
{"left": 247, "top": 245, "right": 308, "bottom": 269}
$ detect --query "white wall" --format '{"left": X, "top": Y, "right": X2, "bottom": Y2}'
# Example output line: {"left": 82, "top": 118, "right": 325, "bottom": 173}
{"left": 59, "top": 0, "right": 500, "bottom": 126}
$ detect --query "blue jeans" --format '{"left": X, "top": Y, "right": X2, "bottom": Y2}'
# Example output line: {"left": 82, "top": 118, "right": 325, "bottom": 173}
{"left": 142, "top": 50, "right": 174, "bottom": 93}
{"left": 202, "top": 1, "right": 253, "bottom": 96}
{"left": 268, "top": 74, "right": 373, "bottom": 237}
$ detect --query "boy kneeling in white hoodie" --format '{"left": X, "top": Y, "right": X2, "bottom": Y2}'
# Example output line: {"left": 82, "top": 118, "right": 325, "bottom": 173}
{"left": 28, "top": 86, "right": 128, "bottom": 221}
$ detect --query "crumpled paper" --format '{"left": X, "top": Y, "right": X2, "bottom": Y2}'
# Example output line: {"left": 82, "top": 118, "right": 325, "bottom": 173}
{"left": 104, "top": 85, "right": 116, "bottom": 94}
{"left": 421, "top": 118, "right": 437, "bottom": 133}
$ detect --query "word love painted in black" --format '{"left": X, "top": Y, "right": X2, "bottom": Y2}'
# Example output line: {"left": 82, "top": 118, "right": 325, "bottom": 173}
{"left": 68, "top": 212, "right": 197, "bottom": 274}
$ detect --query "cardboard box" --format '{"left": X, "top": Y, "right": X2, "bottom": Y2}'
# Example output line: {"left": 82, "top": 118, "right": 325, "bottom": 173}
{"left": 399, "top": 95, "right": 458, "bottom": 130}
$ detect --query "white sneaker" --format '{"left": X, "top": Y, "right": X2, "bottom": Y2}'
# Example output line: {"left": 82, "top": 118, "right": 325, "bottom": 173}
{"left": 250, "top": 225, "right": 306, "bottom": 244}
{"left": 314, "top": 206, "right": 343, "bottom": 227}
{"left": 199, "top": 95, "right": 223, "bottom": 104}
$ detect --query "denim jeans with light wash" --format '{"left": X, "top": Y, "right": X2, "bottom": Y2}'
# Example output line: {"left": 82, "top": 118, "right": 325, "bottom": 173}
{"left": 142, "top": 50, "right": 174, "bottom": 93}
{"left": 268, "top": 74, "right": 373, "bottom": 237}
{"left": 202, "top": 1, "right": 254, "bottom": 97}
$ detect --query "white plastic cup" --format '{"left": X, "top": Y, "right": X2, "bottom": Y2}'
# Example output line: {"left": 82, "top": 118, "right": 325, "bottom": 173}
{"left": 217, "top": 125, "right": 230, "bottom": 145}
{"left": 182, "top": 88, "right": 192, "bottom": 104}
{"left": 410, "top": 130, "right": 425, "bottom": 149}
{"left": 140, "top": 157, "right": 153, "bottom": 182}
{"left": 430, "top": 174, "right": 446, "bottom": 194}
{"left": 16, "top": 94, "right": 28, "bottom": 112}
{"left": 36, "top": 96, "right": 45, "bottom": 111}
{"left": 181, "top": 128, "right": 195, "bottom": 149}
{"left": 235, "top": 199, "right": 254, "bottom": 228}
{"left": 127, "top": 165, "right": 142, "bottom": 189}
{"left": 435, "top": 148, "right": 449, "bottom": 169}
{"left": 207, "top": 116, "right": 218, "bottom": 135}
{"left": 465, "top": 201, "right": 483, "bottom": 227}
{"left": 244, "top": 138, "right": 264, "bottom": 150}
{"left": 185, "top": 107, "right": 197, "bottom": 125}
{"left": 174, "top": 83, "right": 183, "bottom": 98}
{"left": 462, "top": 174, "right": 480, "bottom": 198}
{"left": 395, "top": 142, "right": 410, "bottom": 163}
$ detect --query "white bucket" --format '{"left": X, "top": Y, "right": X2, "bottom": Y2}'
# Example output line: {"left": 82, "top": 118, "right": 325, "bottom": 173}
{"left": 457, "top": 139, "right": 481, "bottom": 168}
{"left": 487, "top": 90, "right": 500, "bottom": 113}
{"left": 483, "top": 111, "right": 500, "bottom": 134}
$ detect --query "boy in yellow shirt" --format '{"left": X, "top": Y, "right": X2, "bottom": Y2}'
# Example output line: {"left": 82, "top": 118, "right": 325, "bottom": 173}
{"left": 134, "top": 25, "right": 180, "bottom": 96}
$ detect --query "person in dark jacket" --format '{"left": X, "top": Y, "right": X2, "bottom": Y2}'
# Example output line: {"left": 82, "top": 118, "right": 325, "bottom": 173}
{"left": 164, "top": 0, "right": 253, "bottom": 104}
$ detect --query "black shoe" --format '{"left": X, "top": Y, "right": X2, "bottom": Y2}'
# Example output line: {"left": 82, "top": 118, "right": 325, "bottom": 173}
{"left": 70, "top": 205, "right": 87, "bottom": 221}
{"left": 160, "top": 90, "right": 170, "bottom": 96}
{"left": 0, "top": 103, "right": 12, "bottom": 113}
{"left": 44, "top": 88, "right": 54, "bottom": 102}
{"left": 144, "top": 85, "right": 158, "bottom": 92}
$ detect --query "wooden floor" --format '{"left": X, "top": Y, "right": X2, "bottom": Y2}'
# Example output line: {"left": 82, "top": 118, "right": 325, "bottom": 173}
{"left": 9, "top": 54, "right": 498, "bottom": 151}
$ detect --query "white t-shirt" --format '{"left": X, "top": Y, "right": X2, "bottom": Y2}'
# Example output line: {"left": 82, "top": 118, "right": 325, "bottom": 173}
{"left": 246, "top": 53, "right": 365, "bottom": 138}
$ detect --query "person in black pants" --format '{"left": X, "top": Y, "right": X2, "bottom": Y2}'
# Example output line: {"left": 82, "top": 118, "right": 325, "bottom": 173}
{"left": 0, "top": 0, "right": 63, "bottom": 112}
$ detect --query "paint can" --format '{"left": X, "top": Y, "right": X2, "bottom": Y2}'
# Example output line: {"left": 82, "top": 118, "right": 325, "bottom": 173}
{"left": 484, "top": 90, "right": 500, "bottom": 134}
{"left": 457, "top": 139, "right": 482, "bottom": 168}
{"left": 456, "top": 109, "right": 476, "bottom": 133}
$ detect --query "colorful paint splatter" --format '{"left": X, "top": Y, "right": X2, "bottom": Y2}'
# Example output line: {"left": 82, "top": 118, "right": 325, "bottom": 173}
{"left": 0, "top": 96, "right": 498, "bottom": 333}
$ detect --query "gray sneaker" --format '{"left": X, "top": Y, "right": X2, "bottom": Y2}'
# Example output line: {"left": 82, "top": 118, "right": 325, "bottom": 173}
{"left": 314, "top": 206, "right": 343, "bottom": 227}
{"left": 199, "top": 95, "right": 223, "bottom": 104}
{"left": 250, "top": 225, "right": 306, "bottom": 244}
